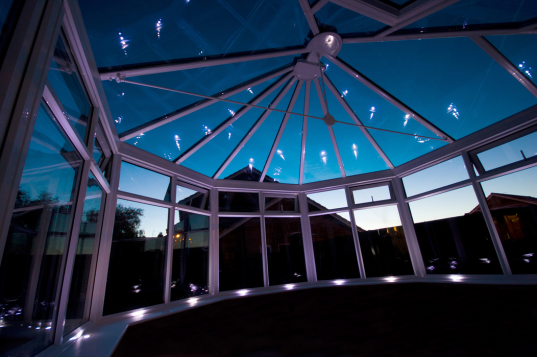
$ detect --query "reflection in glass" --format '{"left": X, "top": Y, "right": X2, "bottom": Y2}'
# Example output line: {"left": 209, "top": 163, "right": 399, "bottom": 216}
{"left": 477, "top": 131, "right": 537, "bottom": 171}
{"left": 219, "top": 217, "right": 263, "bottom": 291}
{"left": 219, "top": 191, "right": 259, "bottom": 212}
{"left": 352, "top": 185, "right": 391, "bottom": 205}
{"left": 103, "top": 199, "right": 168, "bottom": 315}
{"left": 48, "top": 35, "right": 91, "bottom": 141}
{"left": 307, "top": 189, "right": 347, "bottom": 212}
{"left": 64, "top": 173, "right": 104, "bottom": 335}
{"left": 403, "top": 156, "right": 468, "bottom": 197}
{"left": 409, "top": 186, "right": 502, "bottom": 274}
{"left": 480, "top": 166, "right": 537, "bottom": 274}
{"left": 0, "top": 103, "right": 82, "bottom": 356}
{"left": 171, "top": 211, "right": 209, "bottom": 301}
{"left": 265, "top": 218, "right": 307, "bottom": 286}
{"left": 176, "top": 182, "right": 210, "bottom": 210}
{"left": 354, "top": 206, "right": 414, "bottom": 278}
{"left": 265, "top": 197, "right": 298, "bottom": 212}
{"left": 487, "top": 34, "right": 537, "bottom": 86}
{"left": 310, "top": 213, "right": 360, "bottom": 280}
{"left": 118, "top": 161, "right": 171, "bottom": 201}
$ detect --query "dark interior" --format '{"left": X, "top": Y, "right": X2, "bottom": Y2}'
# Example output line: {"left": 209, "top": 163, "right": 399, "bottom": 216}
{"left": 112, "top": 283, "right": 537, "bottom": 357}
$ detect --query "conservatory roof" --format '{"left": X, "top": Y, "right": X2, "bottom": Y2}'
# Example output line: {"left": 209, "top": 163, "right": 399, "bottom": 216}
{"left": 79, "top": 0, "right": 537, "bottom": 184}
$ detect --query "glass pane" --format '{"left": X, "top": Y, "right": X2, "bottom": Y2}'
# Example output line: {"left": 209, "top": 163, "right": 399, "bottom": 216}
{"left": 307, "top": 189, "right": 347, "bottom": 212}
{"left": 218, "top": 191, "right": 259, "bottom": 212}
{"left": 219, "top": 217, "right": 263, "bottom": 291}
{"left": 354, "top": 205, "right": 414, "bottom": 277}
{"left": 119, "top": 161, "right": 171, "bottom": 201}
{"left": 477, "top": 131, "right": 537, "bottom": 171}
{"left": 171, "top": 211, "right": 209, "bottom": 301}
{"left": 103, "top": 199, "right": 168, "bottom": 315}
{"left": 265, "top": 218, "right": 307, "bottom": 286}
{"left": 403, "top": 0, "right": 537, "bottom": 30}
{"left": 176, "top": 182, "right": 210, "bottom": 210}
{"left": 265, "top": 197, "right": 298, "bottom": 212}
{"left": 315, "top": 2, "right": 386, "bottom": 35}
{"left": 403, "top": 156, "right": 469, "bottom": 197}
{"left": 310, "top": 213, "right": 360, "bottom": 280}
{"left": 80, "top": 0, "right": 309, "bottom": 68}
{"left": 0, "top": 103, "right": 82, "bottom": 356}
{"left": 487, "top": 34, "right": 537, "bottom": 86}
{"left": 352, "top": 185, "right": 391, "bottom": 205}
{"left": 0, "top": 0, "right": 17, "bottom": 62}
{"left": 409, "top": 186, "right": 502, "bottom": 274}
{"left": 338, "top": 38, "right": 537, "bottom": 140}
{"left": 480, "top": 166, "right": 537, "bottom": 274}
{"left": 48, "top": 36, "right": 91, "bottom": 141}
{"left": 64, "top": 173, "right": 104, "bottom": 335}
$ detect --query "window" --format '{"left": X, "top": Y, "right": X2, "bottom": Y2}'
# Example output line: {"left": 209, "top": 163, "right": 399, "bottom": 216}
{"left": 265, "top": 218, "right": 307, "bottom": 285}
{"left": 409, "top": 186, "right": 502, "bottom": 274}
{"left": 352, "top": 184, "right": 391, "bottom": 205}
{"left": 219, "top": 191, "right": 260, "bottom": 212}
{"left": 171, "top": 211, "right": 209, "bottom": 300}
{"left": 103, "top": 199, "right": 168, "bottom": 315}
{"left": 47, "top": 34, "right": 92, "bottom": 142}
{"left": 310, "top": 212, "right": 360, "bottom": 280}
{"left": 354, "top": 205, "right": 413, "bottom": 278}
{"left": 307, "top": 189, "right": 347, "bottom": 212}
{"left": 403, "top": 156, "right": 469, "bottom": 197}
{"left": 64, "top": 173, "right": 105, "bottom": 335}
{"left": 480, "top": 166, "right": 537, "bottom": 274}
{"left": 219, "top": 217, "right": 263, "bottom": 291}
{"left": 476, "top": 131, "right": 537, "bottom": 171}
{"left": 118, "top": 161, "right": 171, "bottom": 201}
{"left": 176, "top": 181, "right": 210, "bottom": 210}
{"left": 0, "top": 103, "right": 83, "bottom": 356}
{"left": 265, "top": 196, "right": 298, "bottom": 212}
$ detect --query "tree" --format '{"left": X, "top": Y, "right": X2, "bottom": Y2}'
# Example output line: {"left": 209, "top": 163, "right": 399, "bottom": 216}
{"left": 113, "top": 203, "right": 145, "bottom": 239}
{"left": 15, "top": 189, "right": 32, "bottom": 208}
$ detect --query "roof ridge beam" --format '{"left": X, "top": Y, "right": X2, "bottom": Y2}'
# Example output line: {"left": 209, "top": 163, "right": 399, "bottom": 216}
{"left": 213, "top": 77, "right": 298, "bottom": 179}
{"left": 174, "top": 72, "right": 295, "bottom": 164}
{"left": 375, "top": 0, "right": 461, "bottom": 38}
{"left": 259, "top": 81, "right": 304, "bottom": 182}
{"left": 118, "top": 65, "right": 294, "bottom": 141}
{"left": 329, "top": 0, "right": 399, "bottom": 26}
{"left": 326, "top": 54, "right": 454, "bottom": 143}
{"left": 299, "top": 0, "right": 320, "bottom": 35}
{"left": 99, "top": 47, "right": 307, "bottom": 80}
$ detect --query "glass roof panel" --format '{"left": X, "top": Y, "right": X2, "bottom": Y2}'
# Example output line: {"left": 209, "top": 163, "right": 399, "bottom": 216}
{"left": 109, "top": 55, "right": 296, "bottom": 134}
{"left": 486, "top": 34, "right": 537, "bottom": 86}
{"left": 181, "top": 107, "right": 265, "bottom": 177}
{"left": 338, "top": 38, "right": 537, "bottom": 140}
{"left": 314, "top": 2, "right": 386, "bottom": 35}
{"left": 304, "top": 87, "right": 342, "bottom": 183}
{"left": 124, "top": 83, "right": 271, "bottom": 161}
{"left": 324, "top": 58, "right": 438, "bottom": 138}
{"left": 219, "top": 81, "right": 299, "bottom": 180}
{"left": 79, "top": 0, "right": 309, "bottom": 68}
{"left": 369, "top": 130, "right": 447, "bottom": 167}
{"left": 404, "top": 0, "right": 537, "bottom": 30}
{"left": 265, "top": 83, "right": 305, "bottom": 184}
{"left": 333, "top": 123, "right": 390, "bottom": 175}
